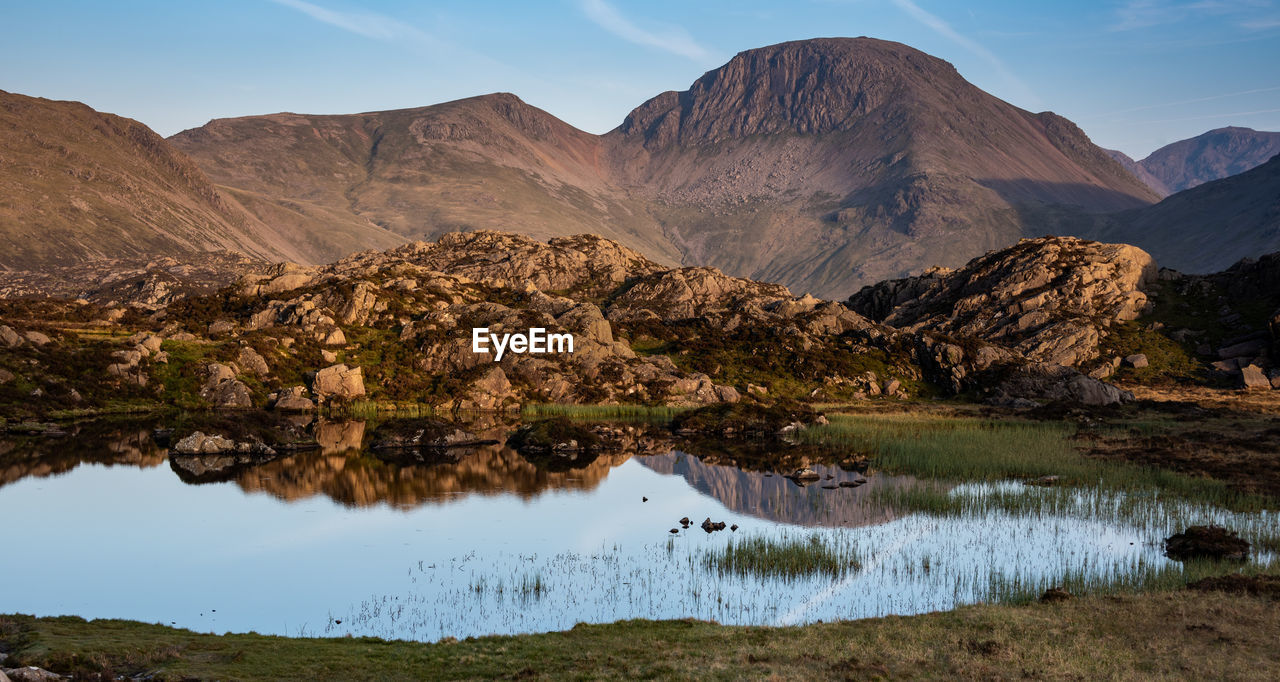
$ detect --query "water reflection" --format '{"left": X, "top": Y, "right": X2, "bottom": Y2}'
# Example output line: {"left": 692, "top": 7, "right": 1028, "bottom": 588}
{"left": 2, "top": 415, "right": 1273, "bottom": 644}
{"left": 639, "top": 452, "right": 927, "bottom": 528}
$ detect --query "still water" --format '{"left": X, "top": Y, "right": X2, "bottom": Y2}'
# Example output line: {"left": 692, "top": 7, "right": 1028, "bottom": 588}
{"left": 0, "top": 417, "right": 1269, "bottom": 642}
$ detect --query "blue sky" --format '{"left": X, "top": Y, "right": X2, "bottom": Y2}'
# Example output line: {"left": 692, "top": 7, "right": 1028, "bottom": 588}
{"left": 1, "top": 0, "right": 1277, "bottom": 158}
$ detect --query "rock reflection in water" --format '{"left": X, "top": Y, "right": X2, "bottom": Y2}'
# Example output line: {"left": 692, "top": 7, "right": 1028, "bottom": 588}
{"left": 231, "top": 446, "right": 633, "bottom": 508}
{"left": 0, "top": 421, "right": 167, "bottom": 489}
{"left": 638, "top": 452, "right": 931, "bottom": 528}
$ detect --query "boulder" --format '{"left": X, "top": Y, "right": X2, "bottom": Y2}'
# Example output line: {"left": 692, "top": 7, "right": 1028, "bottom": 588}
{"left": 3, "top": 667, "right": 61, "bottom": 682}
{"left": 274, "top": 385, "right": 315, "bottom": 411}
{"left": 310, "top": 364, "right": 365, "bottom": 400}
{"left": 172, "top": 431, "right": 237, "bottom": 454}
{"left": 237, "top": 347, "right": 270, "bottom": 377}
{"left": 320, "top": 327, "right": 347, "bottom": 346}
{"left": 464, "top": 366, "right": 515, "bottom": 410}
{"left": 1123, "top": 353, "right": 1148, "bottom": 369}
{"left": 0, "top": 325, "right": 24, "bottom": 347}
{"left": 22, "top": 331, "right": 51, "bottom": 346}
{"left": 1240, "top": 364, "right": 1271, "bottom": 390}
{"left": 992, "top": 363, "right": 1132, "bottom": 407}
{"left": 0, "top": 368, "right": 14, "bottom": 385}
{"left": 202, "top": 378, "right": 252, "bottom": 408}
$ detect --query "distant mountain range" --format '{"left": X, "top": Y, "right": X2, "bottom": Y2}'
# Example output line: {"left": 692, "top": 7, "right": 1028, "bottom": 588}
{"left": 1, "top": 38, "right": 1276, "bottom": 293}
{"left": 1106, "top": 127, "right": 1280, "bottom": 197}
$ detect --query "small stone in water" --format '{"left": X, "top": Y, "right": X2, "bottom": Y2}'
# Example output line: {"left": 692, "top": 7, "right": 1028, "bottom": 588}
{"left": 670, "top": 528, "right": 679, "bottom": 534}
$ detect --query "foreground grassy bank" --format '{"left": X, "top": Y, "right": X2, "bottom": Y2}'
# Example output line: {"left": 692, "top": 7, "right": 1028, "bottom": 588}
{"left": 4, "top": 587, "right": 1278, "bottom": 680}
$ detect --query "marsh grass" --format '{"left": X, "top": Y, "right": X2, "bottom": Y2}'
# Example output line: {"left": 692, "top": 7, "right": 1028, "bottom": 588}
{"left": 801, "top": 414, "right": 1272, "bottom": 511}
{"left": 703, "top": 532, "right": 860, "bottom": 580}
{"left": 984, "top": 558, "right": 1277, "bottom": 604}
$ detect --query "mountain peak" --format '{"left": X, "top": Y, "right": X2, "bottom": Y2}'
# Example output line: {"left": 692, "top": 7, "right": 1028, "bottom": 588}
{"left": 615, "top": 37, "right": 966, "bottom": 147}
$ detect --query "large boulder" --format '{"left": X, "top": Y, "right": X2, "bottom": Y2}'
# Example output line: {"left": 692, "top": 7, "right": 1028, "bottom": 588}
{"left": 990, "top": 363, "right": 1133, "bottom": 407}
{"left": 310, "top": 364, "right": 366, "bottom": 401}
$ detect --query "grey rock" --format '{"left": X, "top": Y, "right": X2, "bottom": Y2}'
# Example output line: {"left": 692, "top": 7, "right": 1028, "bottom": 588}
{"left": 1123, "top": 353, "right": 1149, "bottom": 369}
{"left": 172, "top": 431, "right": 237, "bottom": 454}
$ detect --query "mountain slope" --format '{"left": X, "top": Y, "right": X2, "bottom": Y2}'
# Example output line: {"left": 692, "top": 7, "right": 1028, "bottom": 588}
{"left": 169, "top": 93, "right": 684, "bottom": 267}
{"left": 170, "top": 38, "right": 1160, "bottom": 297}
{"left": 1139, "top": 127, "right": 1280, "bottom": 193}
{"left": 1105, "top": 149, "right": 1172, "bottom": 197}
{"left": 0, "top": 90, "right": 313, "bottom": 271}
{"left": 1092, "top": 154, "right": 1280, "bottom": 273}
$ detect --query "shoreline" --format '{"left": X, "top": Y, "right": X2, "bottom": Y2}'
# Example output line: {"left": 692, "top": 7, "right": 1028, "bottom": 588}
{"left": 4, "top": 585, "right": 1278, "bottom": 680}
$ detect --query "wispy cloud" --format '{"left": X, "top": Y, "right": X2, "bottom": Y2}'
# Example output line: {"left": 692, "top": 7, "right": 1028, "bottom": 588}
{"left": 1110, "top": 0, "right": 1276, "bottom": 32}
{"left": 268, "top": 0, "right": 435, "bottom": 45}
{"left": 1089, "top": 85, "right": 1280, "bottom": 118}
{"left": 1141, "top": 107, "right": 1280, "bottom": 122}
{"left": 889, "top": 0, "right": 1041, "bottom": 108}
{"left": 579, "top": 0, "right": 715, "bottom": 62}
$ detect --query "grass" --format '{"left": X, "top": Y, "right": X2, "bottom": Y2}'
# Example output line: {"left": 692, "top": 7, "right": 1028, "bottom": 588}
{"left": 3, "top": 587, "right": 1279, "bottom": 680}
{"left": 801, "top": 414, "right": 1274, "bottom": 511}
{"left": 703, "top": 532, "right": 861, "bottom": 580}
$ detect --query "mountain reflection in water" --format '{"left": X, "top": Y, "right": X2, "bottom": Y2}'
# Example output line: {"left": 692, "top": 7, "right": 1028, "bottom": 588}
{"left": 638, "top": 452, "right": 927, "bottom": 528}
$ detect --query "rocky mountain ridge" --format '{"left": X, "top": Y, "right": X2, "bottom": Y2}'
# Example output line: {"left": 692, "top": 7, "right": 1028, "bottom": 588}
{"left": 0, "top": 230, "right": 1154, "bottom": 422}
{"left": 167, "top": 37, "right": 1160, "bottom": 298}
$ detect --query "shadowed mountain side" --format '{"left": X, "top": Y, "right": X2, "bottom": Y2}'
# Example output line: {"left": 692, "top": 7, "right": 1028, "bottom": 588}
{"left": 638, "top": 452, "right": 925, "bottom": 528}
{"left": 1105, "top": 149, "right": 1172, "bottom": 197}
{"left": 1088, "top": 155, "right": 1280, "bottom": 274}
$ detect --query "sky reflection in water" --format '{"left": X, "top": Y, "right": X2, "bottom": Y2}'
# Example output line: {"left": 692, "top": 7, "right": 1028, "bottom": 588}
{"left": 0, "top": 422, "right": 1266, "bottom": 642}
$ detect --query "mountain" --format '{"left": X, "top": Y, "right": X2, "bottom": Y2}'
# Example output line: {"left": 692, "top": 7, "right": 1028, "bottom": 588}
{"left": 603, "top": 38, "right": 1158, "bottom": 294}
{"left": 1139, "top": 127, "right": 1280, "bottom": 193}
{"left": 1105, "top": 149, "right": 1172, "bottom": 197}
{"left": 169, "top": 93, "right": 683, "bottom": 267}
{"left": 0, "top": 90, "right": 309, "bottom": 271}
{"left": 1091, "top": 154, "right": 1280, "bottom": 274}
{"left": 170, "top": 38, "right": 1157, "bottom": 298}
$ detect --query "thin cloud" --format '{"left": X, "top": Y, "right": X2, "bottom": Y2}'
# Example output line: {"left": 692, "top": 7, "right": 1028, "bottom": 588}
{"left": 1110, "top": 0, "right": 1276, "bottom": 32}
{"left": 1141, "top": 107, "right": 1280, "bottom": 123}
{"left": 1089, "top": 85, "right": 1280, "bottom": 118}
{"left": 268, "top": 0, "right": 435, "bottom": 45}
{"left": 580, "top": 0, "right": 715, "bottom": 62}
{"left": 890, "top": 0, "right": 1041, "bottom": 108}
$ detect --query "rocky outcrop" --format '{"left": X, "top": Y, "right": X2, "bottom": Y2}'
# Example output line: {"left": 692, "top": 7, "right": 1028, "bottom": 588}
{"left": 849, "top": 237, "right": 1157, "bottom": 369}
